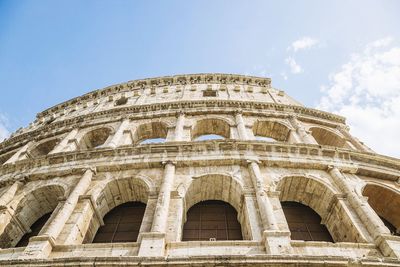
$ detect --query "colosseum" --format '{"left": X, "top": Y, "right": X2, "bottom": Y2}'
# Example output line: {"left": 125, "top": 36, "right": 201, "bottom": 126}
{"left": 0, "top": 73, "right": 399, "bottom": 266}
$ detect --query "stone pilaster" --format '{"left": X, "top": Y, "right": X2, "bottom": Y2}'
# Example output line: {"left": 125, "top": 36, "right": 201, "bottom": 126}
{"left": 247, "top": 159, "right": 292, "bottom": 254}
{"left": 242, "top": 192, "right": 263, "bottom": 241}
{"left": 235, "top": 110, "right": 249, "bottom": 140}
{"left": 138, "top": 161, "right": 175, "bottom": 257}
{"left": 0, "top": 181, "right": 23, "bottom": 207}
{"left": 0, "top": 181, "right": 24, "bottom": 237}
{"left": 328, "top": 166, "right": 400, "bottom": 257}
{"left": 174, "top": 112, "right": 185, "bottom": 142}
{"left": 289, "top": 116, "right": 318, "bottom": 145}
{"left": 5, "top": 142, "right": 34, "bottom": 164}
{"left": 49, "top": 128, "right": 79, "bottom": 154}
{"left": 106, "top": 119, "right": 130, "bottom": 148}
{"left": 19, "top": 168, "right": 95, "bottom": 259}
{"left": 337, "top": 125, "right": 374, "bottom": 153}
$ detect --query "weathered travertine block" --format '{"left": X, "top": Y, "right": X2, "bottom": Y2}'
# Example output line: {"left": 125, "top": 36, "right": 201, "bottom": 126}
{"left": 0, "top": 74, "right": 398, "bottom": 266}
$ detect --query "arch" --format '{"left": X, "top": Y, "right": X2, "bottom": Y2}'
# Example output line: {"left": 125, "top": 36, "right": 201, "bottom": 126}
{"left": 309, "top": 126, "right": 346, "bottom": 148}
{"left": 252, "top": 120, "right": 291, "bottom": 142}
{"left": 182, "top": 200, "right": 243, "bottom": 241}
{"left": 0, "top": 184, "right": 65, "bottom": 248}
{"left": 192, "top": 119, "right": 231, "bottom": 140}
{"left": 29, "top": 138, "right": 61, "bottom": 157}
{"left": 281, "top": 201, "right": 333, "bottom": 242}
{"left": 16, "top": 213, "right": 51, "bottom": 247}
{"left": 92, "top": 201, "right": 146, "bottom": 243}
{"left": 0, "top": 150, "right": 17, "bottom": 165}
{"left": 133, "top": 122, "right": 168, "bottom": 144}
{"left": 78, "top": 127, "right": 112, "bottom": 150}
{"left": 277, "top": 175, "right": 365, "bottom": 243}
{"left": 363, "top": 183, "right": 400, "bottom": 235}
{"left": 83, "top": 177, "right": 150, "bottom": 243}
{"left": 183, "top": 174, "right": 250, "bottom": 240}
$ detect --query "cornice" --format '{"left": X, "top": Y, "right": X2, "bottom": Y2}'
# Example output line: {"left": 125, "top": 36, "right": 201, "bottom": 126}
{"left": 37, "top": 73, "right": 272, "bottom": 119}
{"left": 0, "top": 141, "right": 399, "bottom": 184}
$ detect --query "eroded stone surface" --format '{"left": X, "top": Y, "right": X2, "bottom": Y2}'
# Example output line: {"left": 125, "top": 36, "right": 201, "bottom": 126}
{"left": 0, "top": 74, "right": 399, "bottom": 266}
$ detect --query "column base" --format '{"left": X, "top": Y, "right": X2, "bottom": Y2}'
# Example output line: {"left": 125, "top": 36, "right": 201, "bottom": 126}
{"left": 263, "top": 230, "right": 293, "bottom": 255}
{"left": 138, "top": 232, "right": 166, "bottom": 257}
{"left": 18, "top": 235, "right": 55, "bottom": 259}
{"left": 376, "top": 234, "right": 400, "bottom": 258}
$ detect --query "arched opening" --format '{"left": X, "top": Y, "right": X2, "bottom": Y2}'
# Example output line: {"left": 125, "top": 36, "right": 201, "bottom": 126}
{"left": 92, "top": 201, "right": 146, "bottom": 243}
{"left": 29, "top": 138, "right": 60, "bottom": 157}
{"left": 134, "top": 122, "right": 167, "bottom": 144}
{"left": 183, "top": 174, "right": 251, "bottom": 240}
{"left": 192, "top": 119, "right": 230, "bottom": 141}
{"left": 195, "top": 134, "right": 225, "bottom": 141}
{"left": 363, "top": 184, "right": 400, "bottom": 236}
{"left": 0, "top": 150, "right": 17, "bottom": 165}
{"left": 83, "top": 177, "right": 150, "bottom": 243}
{"left": 79, "top": 127, "right": 112, "bottom": 150}
{"left": 253, "top": 121, "right": 290, "bottom": 142}
{"left": 310, "top": 127, "right": 346, "bottom": 148}
{"left": 0, "top": 184, "right": 65, "bottom": 248}
{"left": 282, "top": 201, "right": 333, "bottom": 242}
{"left": 16, "top": 213, "right": 51, "bottom": 247}
{"left": 182, "top": 200, "right": 242, "bottom": 241}
{"left": 277, "top": 176, "right": 366, "bottom": 243}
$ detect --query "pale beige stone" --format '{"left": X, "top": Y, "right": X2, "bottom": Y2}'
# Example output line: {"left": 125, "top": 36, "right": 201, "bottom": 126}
{"left": 0, "top": 73, "right": 398, "bottom": 266}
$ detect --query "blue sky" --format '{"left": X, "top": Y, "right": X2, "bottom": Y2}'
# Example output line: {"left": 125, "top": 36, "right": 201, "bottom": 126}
{"left": 1, "top": 1, "right": 400, "bottom": 157}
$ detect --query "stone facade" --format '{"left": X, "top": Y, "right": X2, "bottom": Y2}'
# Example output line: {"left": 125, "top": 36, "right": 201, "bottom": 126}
{"left": 0, "top": 73, "right": 399, "bottom": 266}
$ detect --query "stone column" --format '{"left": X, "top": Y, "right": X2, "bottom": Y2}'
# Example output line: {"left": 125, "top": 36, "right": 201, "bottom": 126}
{"left": 328, "top": 166, "right": 400, "bottom": 257}
{"left": 139, "top": 161, "right": 175, "bottom": 257}
{"left": 235, "top": 111, "right": 249, "bottom": 140}
{"left": 106, "top": 119, "right": 130, "bottom": 148}
{"left": 151, "top": 162, "right": 175, "bottom": 233}
{"left": 242, "top": 192, "right": 263, "bottom": 241}
{"left": 337, "top": 125, "right": 374, "bottom": 153}
{"left": 5, "top": 142, "right": 34, "bottom": 164}
{"left": 0, "top": 181, "right": 22, "bottom": 207}
{"left": 174, "top": 112, "right": 185, "bottom": 142}
{"left": 20, "top": 168, "right": 95, "bottom": 259}
{"left": 0, "top": 181, "right": 24, "bottom": 236}
{"left": 289, "top": 116, "right": 318, "bottom": 145}
{"left": 50, "top": 128, "right": 79, "bottom": 154}
{"left": 247, "top": 160, "right": 277, "bottom": 231}
{"left": 247, "top": 160, "right": 292, "bottom": 254}
{"left": 328, "top": 167, "right": 388, "bottom": 238}
{"left": 166, "top": 191, "right": 185, "bottom": 242}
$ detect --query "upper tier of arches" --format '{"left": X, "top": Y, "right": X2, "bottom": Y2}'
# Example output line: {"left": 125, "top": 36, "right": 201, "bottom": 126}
{"left": 1, "top": 112, "right": 369, "bottom": 165}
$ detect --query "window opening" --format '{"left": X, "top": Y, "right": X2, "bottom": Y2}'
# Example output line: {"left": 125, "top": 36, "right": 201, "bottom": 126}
{"left": 92, "top": 202, "right": 146, "bottom": 243}
{"left": 182, "top": 200, "right": 242, "bottom": 241}
{"left": 16, "top": 213, "right": 51, "bottom": 247}
{"left": 282, "top": 201, "right": 333, "bottom": 242}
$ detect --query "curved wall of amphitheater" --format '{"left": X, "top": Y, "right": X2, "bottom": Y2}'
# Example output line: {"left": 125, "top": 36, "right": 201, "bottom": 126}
{"left": 0, "top": 73, "right": 400, "bottom": 266}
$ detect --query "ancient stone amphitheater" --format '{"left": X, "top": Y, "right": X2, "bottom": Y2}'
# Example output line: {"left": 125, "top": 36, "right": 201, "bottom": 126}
{"left": 0, "top": 73, "right": 399, "bottom": 266}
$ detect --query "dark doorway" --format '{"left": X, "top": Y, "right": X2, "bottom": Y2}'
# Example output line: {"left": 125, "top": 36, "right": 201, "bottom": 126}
{"left": 92, "top": 201, "right": 146, "bottom": 243}
{"left": 182, "top": 200, "right": 243, "bottom": 241}
{"left": 282, "top": 201, "right": 333, "bottom": 242}
{"left": 16, "top": 213, "right": 51, "bottom": 247}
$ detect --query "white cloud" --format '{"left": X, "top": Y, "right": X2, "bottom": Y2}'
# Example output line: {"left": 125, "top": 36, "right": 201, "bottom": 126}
{"left": 286, "top": 57, "right": 303, "bottom": 74}
{"left": 317, "top": 37, "right": 400, "bottom": 158}
{"left": 289, "top": 37, "right": 319, "bottom": 52}
{"left": 0, "top": 114, "right": 10, "bottom": 142}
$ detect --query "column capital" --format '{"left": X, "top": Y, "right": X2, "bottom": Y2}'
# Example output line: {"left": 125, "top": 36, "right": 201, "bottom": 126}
{"left": 162, "top": 160, "right": 177, "bottom": 166}
{"left": 234, "top": 109, "right": 243, "bottom": 115}
{"left": 176, "top": 110, "right": 185, "bottom": 117}
{"left": 246, "top": 158, "right": 261, "bottom": 165}
{"left": 85, "top": 166, "right": 97, "bottom": 175}
{"left": 327, "top": 165, "right": 358, "bottom": 174}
